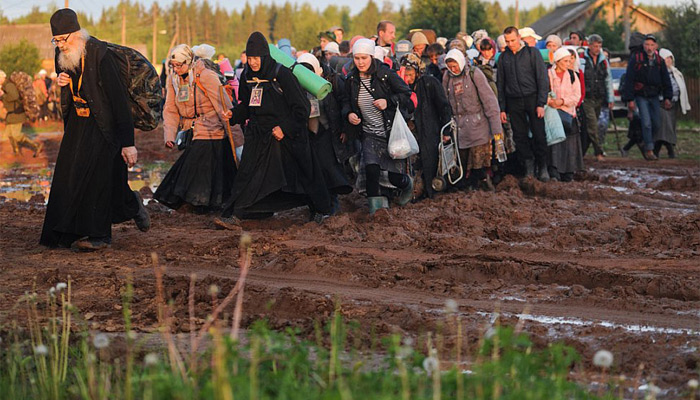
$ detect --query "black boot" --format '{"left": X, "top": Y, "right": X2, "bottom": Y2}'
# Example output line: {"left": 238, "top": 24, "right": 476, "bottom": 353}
{"left": 653, "top": 142, "right": 662, "bottom": 158}
{"left": 666, "top": 143, "right": 676, "bottom": 159}
{"left": 524, "top": 159, "right": 535, "bottom": 178}
{"left": 537, "top": 160, "right": 550, "bottom": 182}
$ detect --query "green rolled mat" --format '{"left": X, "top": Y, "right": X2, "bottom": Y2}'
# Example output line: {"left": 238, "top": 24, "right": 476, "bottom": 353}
{"left": 268, "top": 44, "right": 332, "bottom": 100}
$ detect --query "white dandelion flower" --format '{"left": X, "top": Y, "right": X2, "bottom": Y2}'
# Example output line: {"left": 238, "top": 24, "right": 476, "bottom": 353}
{"left": 422, "top": 356, "right": 439, "bottom": 375}
{"left": 444, "top": 299, "right": 458, "bottom": 314}
{"left": 93, "top": 333, "right": 110, "bottom": 349}
{"left": 34, "top": 344, "right": 48, "bottom": 356}
{"left": 593, "top": 350, "right": 613, "bottom": 368}
{"left": 687, "top": 379, "right": 698, "bottom": 389}
{"left": 144, "top": 353, "right": 159, "bottom": 366}
{"left": 55, "top": 282, "right": 68, "bottom": 291}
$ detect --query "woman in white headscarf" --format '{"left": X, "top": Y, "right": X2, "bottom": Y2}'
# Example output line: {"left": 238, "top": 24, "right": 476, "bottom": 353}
{"left": 154, "top": 44, "right": 236, "bottom": 213}
{"left": 654, "top": 48, "right": 690, "bottom": 158}
{"left": 343, "top": 38, "right": 415, "bottom": 215}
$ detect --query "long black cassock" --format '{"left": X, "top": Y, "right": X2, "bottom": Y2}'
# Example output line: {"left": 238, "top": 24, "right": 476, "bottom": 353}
{"left": 40, "top": 37, "right": 139, "bottom": 247}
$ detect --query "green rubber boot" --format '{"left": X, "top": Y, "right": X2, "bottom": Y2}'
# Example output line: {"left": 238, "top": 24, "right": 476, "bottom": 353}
{"left": 368, "top": 196, "right": 389, "bottom": 216}
{"left": 395, "top": 176, "right": 414, "bottom": 206}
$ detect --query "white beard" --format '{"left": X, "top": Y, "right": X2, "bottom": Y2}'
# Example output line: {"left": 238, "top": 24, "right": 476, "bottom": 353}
{"left": 57, "top": 31, "right": 88, "bottom": 72}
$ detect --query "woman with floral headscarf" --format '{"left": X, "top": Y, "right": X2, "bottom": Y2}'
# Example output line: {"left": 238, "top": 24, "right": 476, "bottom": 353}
{"left": 155, "top": 44, "right": 236, "bottom": 213}
{"left": 400, "top": 53, "right": 452, "bottom": 200}
{"left": 655, "top": 48, "right": 690, "bottom": 158}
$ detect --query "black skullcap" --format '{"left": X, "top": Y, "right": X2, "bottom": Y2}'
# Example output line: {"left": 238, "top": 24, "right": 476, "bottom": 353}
{"left": 50, "top": 8, "right": 81, "bottom": 36}
{"left": 246, "top": 32, "right": 270, "bottom": 57}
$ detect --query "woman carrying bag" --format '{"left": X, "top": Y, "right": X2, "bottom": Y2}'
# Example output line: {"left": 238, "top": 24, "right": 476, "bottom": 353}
{"left": 443, "top": 49, "right": 502, "bottom": 191}
{"left": 547, "top": 48, "right": 584, "bottom": 182}
{"left": 155, "top": 44, "right": 236, "bottom": 213}
{"left": 343, "top": 39, "right": 415, "bottom": 215}
{"left": 655, "top": 48, "right": 691, "bottom": 159}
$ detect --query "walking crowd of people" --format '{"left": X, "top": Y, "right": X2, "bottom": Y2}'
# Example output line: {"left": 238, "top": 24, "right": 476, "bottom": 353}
{"left": 5, "top": 8, "right": 689, "bottom": 251}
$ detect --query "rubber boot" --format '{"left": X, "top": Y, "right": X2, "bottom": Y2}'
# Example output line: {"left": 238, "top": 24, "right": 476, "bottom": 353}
{"left": 368, "top": 196, "right": 389, "bottom": 216}
{"left": 524, "top": 159, "right": 535, "bottom": 178}
{"left": 395, "top": 176, "right": 414, "bottom": 206}
{"left": 537, "top": 160, "right": 550, "bottom": 182}
{"left": 666, "top": 143, "right": 676, "bottom": 159}
{"left": 8, "top": 136, "right": 19, "bottom": 155}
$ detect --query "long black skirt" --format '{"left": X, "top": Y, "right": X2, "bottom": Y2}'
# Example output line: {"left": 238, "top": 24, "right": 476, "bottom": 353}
{"left": 40, "top": 109, "right": 139, "bottom": 247}
{"left": 309, "top": 127, "right": 353, "bottom": 195}
{"left": 154, "top": 138, "right": 236, "bottom": 210}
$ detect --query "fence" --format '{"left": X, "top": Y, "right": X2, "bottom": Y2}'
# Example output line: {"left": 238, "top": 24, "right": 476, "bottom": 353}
{"left": 684, "top": 77, "right": 700, "bottom": 123}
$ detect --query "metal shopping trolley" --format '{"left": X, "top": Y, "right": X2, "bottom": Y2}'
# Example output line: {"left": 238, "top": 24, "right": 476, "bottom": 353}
{"left": 432, "top": 119, "right": 463, "bottom": 192}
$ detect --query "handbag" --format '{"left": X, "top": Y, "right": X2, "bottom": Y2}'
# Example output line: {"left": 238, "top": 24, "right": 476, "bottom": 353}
{"left": 176, "top": 80, "right": 198, "bottom": 151}
{"left": 388, "top": 104, "right": 419, "bottom": 159}
{"left": 544, "top": 105, "right": 566, "bottom": 146}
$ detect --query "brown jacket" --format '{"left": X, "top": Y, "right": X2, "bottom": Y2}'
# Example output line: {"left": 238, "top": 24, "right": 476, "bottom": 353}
{"left": 443, "top": 66, "right": 501, "bottom": 149}
{"left": 163, "top": 60, "right": 230, "bottom": 143}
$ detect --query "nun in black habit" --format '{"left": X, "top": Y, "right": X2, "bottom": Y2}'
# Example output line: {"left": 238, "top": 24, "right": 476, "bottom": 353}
{"left": 215, "top": 32, "right": 331, "bottom": 228}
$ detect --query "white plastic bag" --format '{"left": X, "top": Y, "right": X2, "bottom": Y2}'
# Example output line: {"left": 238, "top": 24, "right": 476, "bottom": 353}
{"left": 388, "top": 105, "right": 419, "bottom": 159}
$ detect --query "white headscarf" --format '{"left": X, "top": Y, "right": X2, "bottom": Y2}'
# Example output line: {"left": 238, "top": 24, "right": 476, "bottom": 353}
{"left": 445, "top": 49, "right": 466, "bottom": 75}
{"left": 297, "top": 53, "right": 322, "bottom": 76}
{"left": 352, "top": 38, "right": 375, "bottom": 56}
{"left": 374, "top": 46, "right": 388, "bottom": 61}
{"left": 192, "top": 44, "right": 216, "bottom": 60}
{"left": 553, "top": 47, "right": 571, "bottom": 63}
{"left": 659, "top": 48, "right": 691, "bottom": 114}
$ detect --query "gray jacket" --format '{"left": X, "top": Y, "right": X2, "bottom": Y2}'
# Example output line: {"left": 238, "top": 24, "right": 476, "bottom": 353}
{"left": 443, "top": 66, "right": 502, "bottom": 149}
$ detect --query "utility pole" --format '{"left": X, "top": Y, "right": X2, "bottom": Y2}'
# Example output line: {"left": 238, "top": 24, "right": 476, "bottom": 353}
{"left": 514, "top": 0, "right": 520, "bottom": 27}
{"left": 623, "top": 0, "right": 631, "bottom": 50}
{"left": 460, "top": 0, "right": 467, "bottom": 34}
{"left": 121, "top": 2, "right": 126, "bottom": 46}
{"left": 152, "top": 4, "right": 158, "bottom": 65}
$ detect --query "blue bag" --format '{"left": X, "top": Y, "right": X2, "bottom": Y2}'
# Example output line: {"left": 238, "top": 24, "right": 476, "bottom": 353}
{"left": 544, "top": 105, "right": 566, "bottom": 145}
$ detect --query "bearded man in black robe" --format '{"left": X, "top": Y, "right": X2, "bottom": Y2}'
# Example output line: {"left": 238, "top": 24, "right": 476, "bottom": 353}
{"left": 40, "top": 9, "right": 150, "bottom": 251}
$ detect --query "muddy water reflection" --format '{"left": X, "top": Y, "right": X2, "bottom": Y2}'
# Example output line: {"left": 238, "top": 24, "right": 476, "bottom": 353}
{"left": 0, "top": 160, "right": 171, "bottom": 203}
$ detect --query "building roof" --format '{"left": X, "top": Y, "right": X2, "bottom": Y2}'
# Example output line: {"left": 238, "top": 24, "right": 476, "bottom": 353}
{"left": 0, "top": 24, "right": 55, "bottom": 61}
{"left": 531, "top": 0, "right": 592, "bottom": 38}
{"left": 531, "top": 0, "right": 666, "bottom": 38}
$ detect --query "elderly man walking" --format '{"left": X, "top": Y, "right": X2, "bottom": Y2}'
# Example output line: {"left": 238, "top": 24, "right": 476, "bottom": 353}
{"left": 623, "top": 34, "right": 672, "bottom": 161}
{"left": 40, "top": 9, "right": 150, "bottom": 251}
{"left": 496, "top": 26, "right": 550, "bottom": 181}
{"left": 582, "top": 34, "right": 614, "bottom": 161}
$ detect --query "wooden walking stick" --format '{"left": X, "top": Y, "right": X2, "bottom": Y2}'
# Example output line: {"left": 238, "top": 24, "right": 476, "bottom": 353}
{"left": 219, "top": 85, "right": 239, "bottom": 167}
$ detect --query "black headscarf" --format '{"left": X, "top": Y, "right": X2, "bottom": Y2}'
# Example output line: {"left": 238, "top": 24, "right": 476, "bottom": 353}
{"left": 244, "top": 32, "right": 277, "bottom": 81}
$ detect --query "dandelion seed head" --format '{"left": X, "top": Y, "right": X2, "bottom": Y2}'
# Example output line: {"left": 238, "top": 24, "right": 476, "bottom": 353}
{"left": 485, "top": 327, "right": 496, "bottom": 339}
{"left": 593, "top": 349, "right": 613, "bottom": 368}
{"left": 209, "top": 285, "right": 220, "bottom": 295}
{"left": 93, "top": 333, "right": 110, "bottom": 349}
{"left": 144, "top": 353, "right": 159, "bottom": 366}
{"left": 49, "top": 287, "right": 56, "bottom": 297}
{"left": 688, "top": 379, "right": 698, "bottom": 389}
{"left": 34, "top": 344, "right": 48, "bottom": 356}
{"left": 444, "top": 299, "right": 458, "bottom": 313}
{"left": 240, "top": 233, "right": 252, "bottom": 248}
{"left": 422, "top": 356, "right": 439, "bottom": 375}
{"left": 55, "top": 282, "right": 67, "bottom": 291}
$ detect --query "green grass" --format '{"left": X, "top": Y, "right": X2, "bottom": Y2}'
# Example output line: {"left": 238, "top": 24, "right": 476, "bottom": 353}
{"left": 599, "top": 119, "right": 700, "bottom": 160}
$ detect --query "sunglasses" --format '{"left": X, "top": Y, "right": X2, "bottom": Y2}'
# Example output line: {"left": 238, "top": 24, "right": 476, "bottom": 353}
{"left": 51, "top": 32, "right": 72, "bottom": 46}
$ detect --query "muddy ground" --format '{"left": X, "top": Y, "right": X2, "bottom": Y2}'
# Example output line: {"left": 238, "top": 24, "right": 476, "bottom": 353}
{"left": 0, "top": 128, "right": 699, "bottom": 396}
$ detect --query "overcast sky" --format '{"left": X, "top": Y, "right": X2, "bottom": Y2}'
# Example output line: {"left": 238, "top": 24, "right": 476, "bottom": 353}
{"left": 1, "top": 0, "right": 684, "bottom": 20}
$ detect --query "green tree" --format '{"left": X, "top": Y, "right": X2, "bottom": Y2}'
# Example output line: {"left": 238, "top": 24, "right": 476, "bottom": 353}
{"left": 660, "top": 1, "right": 699, "bottom": 78}
{"left": 0, "top": 40, "right": 41, "bottom": 76}
{"left": 408, "top": 0, "right": 492, "bottom": 38}
{"left": 587, "top": 9, "right": 625, "bottom": 51}
{"left": 352, "top": 0, "right": 381, "bottom": 37}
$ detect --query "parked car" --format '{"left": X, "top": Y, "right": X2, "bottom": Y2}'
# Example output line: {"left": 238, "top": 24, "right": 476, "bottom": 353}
{"left": 610, "top": 67, "right": 626, "bottom": 118}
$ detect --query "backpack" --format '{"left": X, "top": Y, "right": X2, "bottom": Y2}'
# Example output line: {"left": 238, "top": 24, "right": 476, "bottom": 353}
{"left": 628, "top": 32, "right": 646, "bottom": 52}
{"left": 106, "top": 43, "right": 163, "bottom": 131}
{"left": 9, "top": 71, "right": 41, "bottom": 121}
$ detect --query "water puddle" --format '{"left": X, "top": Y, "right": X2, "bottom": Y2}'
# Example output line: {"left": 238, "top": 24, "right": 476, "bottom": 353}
{"left": 0, "top": 160, "right": 171, "bottom": 204}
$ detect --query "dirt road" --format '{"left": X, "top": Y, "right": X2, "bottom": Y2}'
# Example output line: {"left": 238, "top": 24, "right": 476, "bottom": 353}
{"left": 0, "top": 130, "right": 698, "bottom": 393}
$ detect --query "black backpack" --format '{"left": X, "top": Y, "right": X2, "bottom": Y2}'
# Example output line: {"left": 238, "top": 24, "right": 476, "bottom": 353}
{"left": 106, "top": 43, "right": 163, "bottom": 131}
{"left": 628, "top": 32, "right": 646, "bottom": 52}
